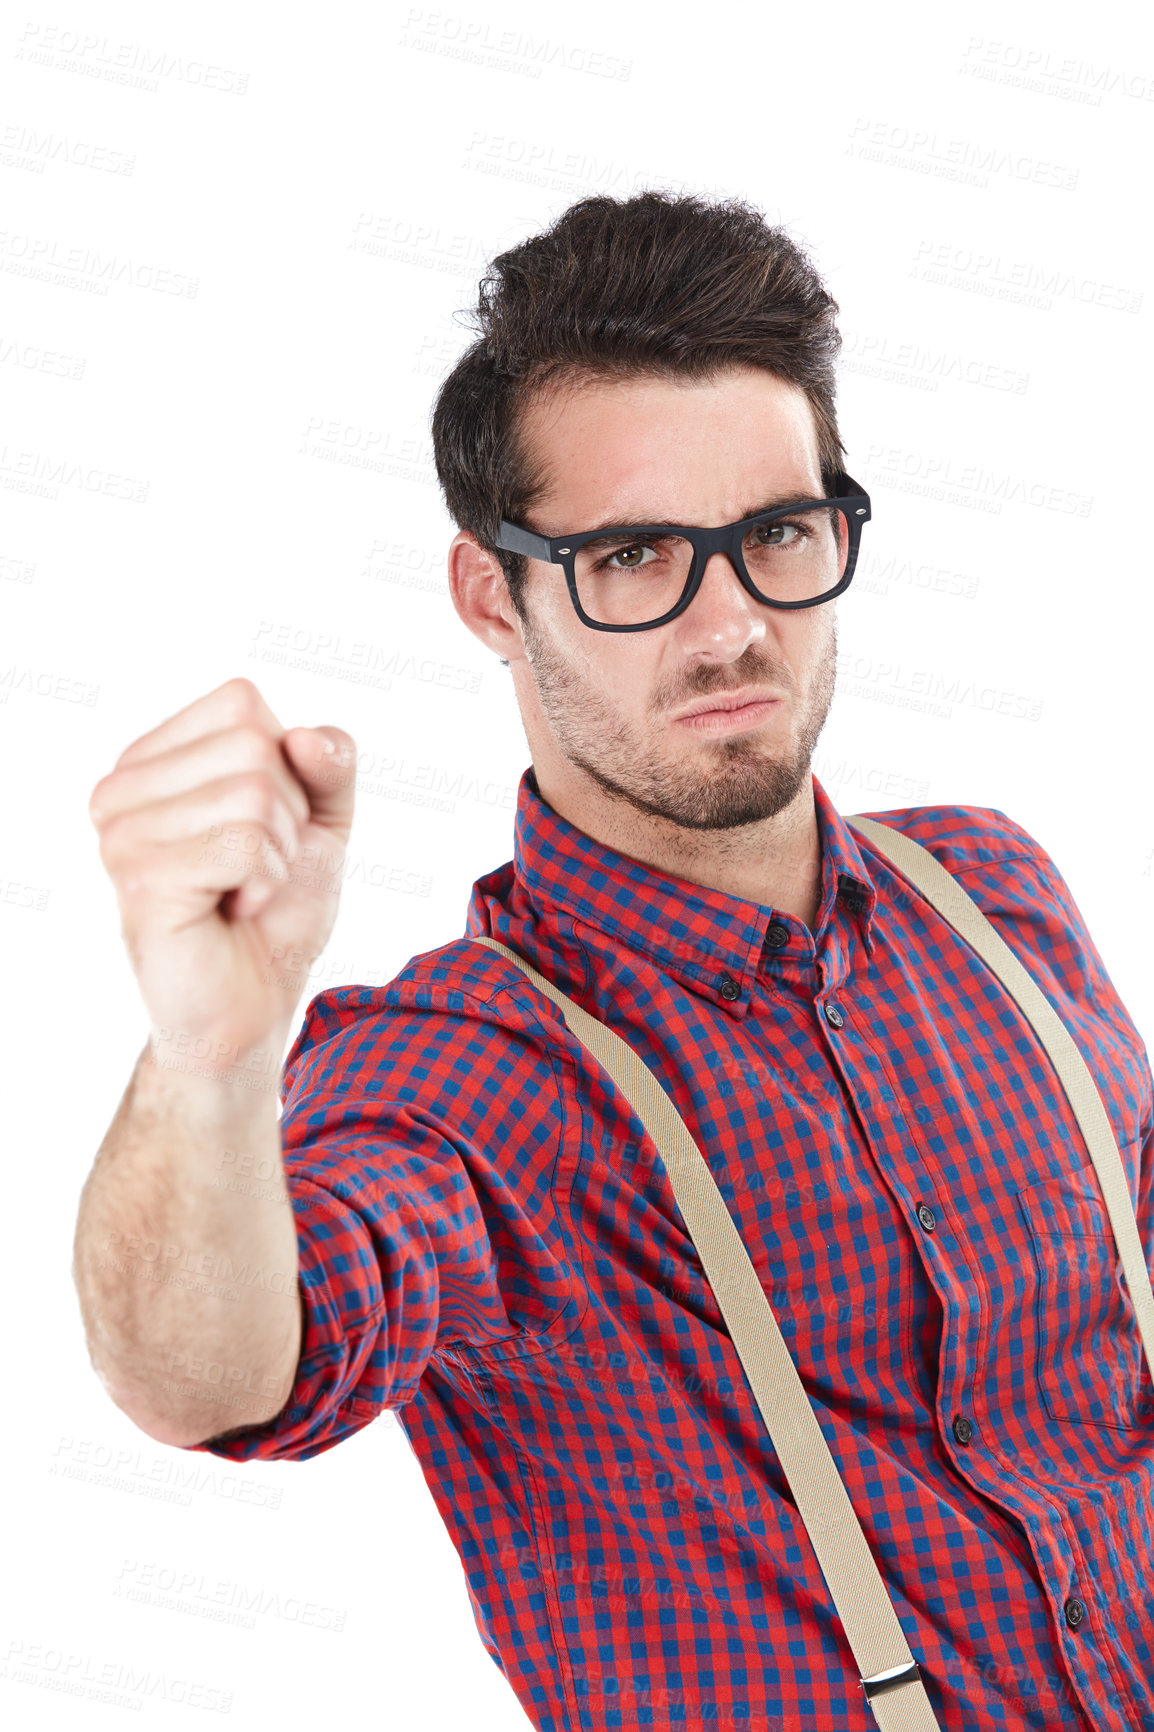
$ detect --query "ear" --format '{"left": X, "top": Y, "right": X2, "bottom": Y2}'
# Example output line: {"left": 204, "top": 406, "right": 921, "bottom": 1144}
{"left": 447, "top": 531, "right": 526, "bottom": 664}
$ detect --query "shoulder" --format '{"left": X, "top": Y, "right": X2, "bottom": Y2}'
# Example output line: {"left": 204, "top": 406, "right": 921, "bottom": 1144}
{"left": 842, "top": 800, "right": 1150, "bottom": 1108}
{"left": 281, "top": 937, "right": 571, "bottom": 1106}
{"left": 841, "top": 799, "right": 1083, "bottom": 948}
{"left": 842, "top": 799, "right": 1053, "bottom": 881}
{"left": 840, "top": 795, "right": 1093, "bottom": 988}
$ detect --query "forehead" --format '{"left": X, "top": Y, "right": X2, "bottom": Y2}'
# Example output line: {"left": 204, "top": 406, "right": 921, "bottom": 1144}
{"left": 518, "top": 365, "right": 823, "bottom": 530}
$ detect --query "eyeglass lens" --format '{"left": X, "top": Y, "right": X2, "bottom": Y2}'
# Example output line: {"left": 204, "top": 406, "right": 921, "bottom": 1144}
{"left": 572, "top": 503, "right": 851, "bottom": 626}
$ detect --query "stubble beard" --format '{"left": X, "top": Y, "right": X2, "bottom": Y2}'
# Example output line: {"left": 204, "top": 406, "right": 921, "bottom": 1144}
{"left": 520, "top": 608, "right": 839, "bottom": 834}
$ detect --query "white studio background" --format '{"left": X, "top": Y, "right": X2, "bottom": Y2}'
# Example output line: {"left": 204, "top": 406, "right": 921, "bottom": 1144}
{"left": 3, "top": 0, "right": 1152, "bottom": 1726}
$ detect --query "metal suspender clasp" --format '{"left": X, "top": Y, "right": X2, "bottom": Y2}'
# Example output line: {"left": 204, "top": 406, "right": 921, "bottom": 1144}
{"left": 860, "top": 1660, "right": 923, "bottom": 1701}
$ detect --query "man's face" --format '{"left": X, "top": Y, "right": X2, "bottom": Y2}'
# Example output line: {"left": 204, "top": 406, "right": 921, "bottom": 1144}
{"left": 504, "top": 364, "right": 840, "bottom": 834}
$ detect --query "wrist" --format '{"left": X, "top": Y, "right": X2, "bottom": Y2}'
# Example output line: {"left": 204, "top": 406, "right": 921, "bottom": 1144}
{"left": 138, "top": 1027, "right": 290, "bottom": 1116}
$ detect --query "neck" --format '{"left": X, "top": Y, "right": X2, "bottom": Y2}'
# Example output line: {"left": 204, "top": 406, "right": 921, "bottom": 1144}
{"left": 531, "top": 762, "right": 824, "bottom": 933}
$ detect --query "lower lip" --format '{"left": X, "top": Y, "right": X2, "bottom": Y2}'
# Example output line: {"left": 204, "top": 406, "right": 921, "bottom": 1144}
{"left": 676, "top": 699, "right": 782, "bottom": 734}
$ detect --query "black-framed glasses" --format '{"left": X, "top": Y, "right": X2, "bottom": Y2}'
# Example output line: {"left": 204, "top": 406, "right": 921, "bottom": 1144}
{"left": 495, "top": 471, "right": 871, "bottom": 632}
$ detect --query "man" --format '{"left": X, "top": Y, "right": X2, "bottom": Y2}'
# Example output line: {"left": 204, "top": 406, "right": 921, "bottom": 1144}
{"left": 76, "top": 192, "right": 1153, "bottom": 1731}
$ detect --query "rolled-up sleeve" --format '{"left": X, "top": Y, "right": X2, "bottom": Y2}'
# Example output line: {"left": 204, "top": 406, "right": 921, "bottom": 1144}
{"left": 184, "top": 977, "right": 571, "bottom": 1463}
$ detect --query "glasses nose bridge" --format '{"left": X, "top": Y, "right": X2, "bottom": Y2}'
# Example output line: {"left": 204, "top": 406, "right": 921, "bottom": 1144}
{"left": 689, "top": 521, "right": 758, "bottom": 603}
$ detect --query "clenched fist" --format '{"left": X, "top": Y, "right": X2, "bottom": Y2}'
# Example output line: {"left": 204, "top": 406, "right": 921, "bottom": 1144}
{"left": 88, "top": 677, "right": 356, "bottom": 1061}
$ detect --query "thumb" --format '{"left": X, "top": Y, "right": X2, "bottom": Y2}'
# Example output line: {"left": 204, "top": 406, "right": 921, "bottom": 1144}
{"left": 281, "top": 726, "right": 357, "bottom": 838}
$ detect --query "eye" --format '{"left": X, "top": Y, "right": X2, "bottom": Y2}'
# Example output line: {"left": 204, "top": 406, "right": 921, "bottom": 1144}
{"left": 750, "top": 519, "right": 808, "bottom": 548}
{"left": 590, "top": 541, "right": 661, "bottom": 572}
{"left": 605, "top": 542, "right": 656, "bottom": 569}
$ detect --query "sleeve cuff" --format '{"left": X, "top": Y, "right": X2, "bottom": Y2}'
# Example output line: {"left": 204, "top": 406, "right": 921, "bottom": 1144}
{"left": 184, "top": 1177, "right": 393, "bottom": 1463}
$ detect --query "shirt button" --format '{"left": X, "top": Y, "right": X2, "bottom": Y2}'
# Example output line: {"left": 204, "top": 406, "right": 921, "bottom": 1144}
{"left": 952, "top": 1415, "right": 973, "bottom": 1445}
{"left": 916, "top": 1203, "right": 937, "bottom": 1232}
{"left": 1064, "top": 1597, "right": 1086, "bottom": 1630}
{"left": 718, "top": 973, "right": 742, "bottom": 1002}
{"left": 823, "top": 1002, "right": 844, "bottom": 1028}
{"left": 764, "top": 921, "right": 790, "bottom": 950}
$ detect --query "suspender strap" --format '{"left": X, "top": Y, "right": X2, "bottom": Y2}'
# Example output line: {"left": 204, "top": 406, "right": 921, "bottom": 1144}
{"left": 471, "top": 812, "right": 1153, "bottom": 1730}
{"left": 474, "top": 927, "right": 940, "bottom": 1729}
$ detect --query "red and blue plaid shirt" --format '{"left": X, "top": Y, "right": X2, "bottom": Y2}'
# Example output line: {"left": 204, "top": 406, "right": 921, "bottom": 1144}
{"left": 193, "top": 767, "right": 1154, "bottom": 1732}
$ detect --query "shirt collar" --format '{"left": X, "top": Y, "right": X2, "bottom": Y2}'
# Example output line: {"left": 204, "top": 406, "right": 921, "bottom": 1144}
{"left": 508, "top": 765, "right": 879, "bottom": 1007}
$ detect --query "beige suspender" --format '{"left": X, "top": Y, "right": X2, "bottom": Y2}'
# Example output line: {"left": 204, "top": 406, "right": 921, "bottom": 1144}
{"left": 473, "top": 814, "right": 1154, "bottom": 1730}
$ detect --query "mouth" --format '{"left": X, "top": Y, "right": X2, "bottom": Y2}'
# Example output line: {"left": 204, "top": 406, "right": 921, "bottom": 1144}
{"left": 672, "top": 690, "right": 784, "bottom": 734}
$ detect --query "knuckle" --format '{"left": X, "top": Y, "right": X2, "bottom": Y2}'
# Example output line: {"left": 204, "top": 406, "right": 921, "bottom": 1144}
{"left": 88, "top": 777, "right": 111, "bottom": 822}
{"left": 222, "top": 679, "right": 268, "bottom": 733}
{"left": 233, "top": 722, "right": 277, "bottom": 764}
{"left": 222, "top": 675, "right": 262, "bottom": 711}
{"left": 113, "top": 739, "right": 142, "bottom": 771}
{"left": 96, "top": 810, "right": 130, "bottom": 858}
{"left": 233, "top": 768, "right": 280, "bottom": 822}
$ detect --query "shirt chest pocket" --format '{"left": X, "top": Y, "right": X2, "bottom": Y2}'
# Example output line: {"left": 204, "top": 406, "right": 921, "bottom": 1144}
{"left": 1017, "top": 1166, "right": 1154, "bottom": 1433}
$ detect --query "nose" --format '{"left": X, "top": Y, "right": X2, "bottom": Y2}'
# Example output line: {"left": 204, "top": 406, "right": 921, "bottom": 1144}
{"left": 673, "top": 548, "right": 767, "bottom": 660}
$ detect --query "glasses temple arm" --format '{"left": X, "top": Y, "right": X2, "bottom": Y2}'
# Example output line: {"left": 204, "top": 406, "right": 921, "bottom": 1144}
{"left": 495, "top": 520, "right": 555, "bottom": 561}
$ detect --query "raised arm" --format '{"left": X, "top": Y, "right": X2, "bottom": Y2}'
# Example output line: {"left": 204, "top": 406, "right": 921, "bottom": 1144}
{"left": 74, "top": 677, "right": 355, "bottom": 1446}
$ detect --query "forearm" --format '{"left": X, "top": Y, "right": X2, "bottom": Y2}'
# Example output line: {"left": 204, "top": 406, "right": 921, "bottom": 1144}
{"left": 73, "top": 1036, "right": 302, "bottom": 1447}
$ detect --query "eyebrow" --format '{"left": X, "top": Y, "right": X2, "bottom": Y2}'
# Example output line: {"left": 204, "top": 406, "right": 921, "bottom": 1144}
{"left": 565, "top": 491, "right": 825, "bottom": 535}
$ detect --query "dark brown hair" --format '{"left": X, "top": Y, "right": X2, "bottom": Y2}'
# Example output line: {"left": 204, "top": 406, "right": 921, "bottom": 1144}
{"left": 431, "top": 189, "right": 846, "bottom": 619}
